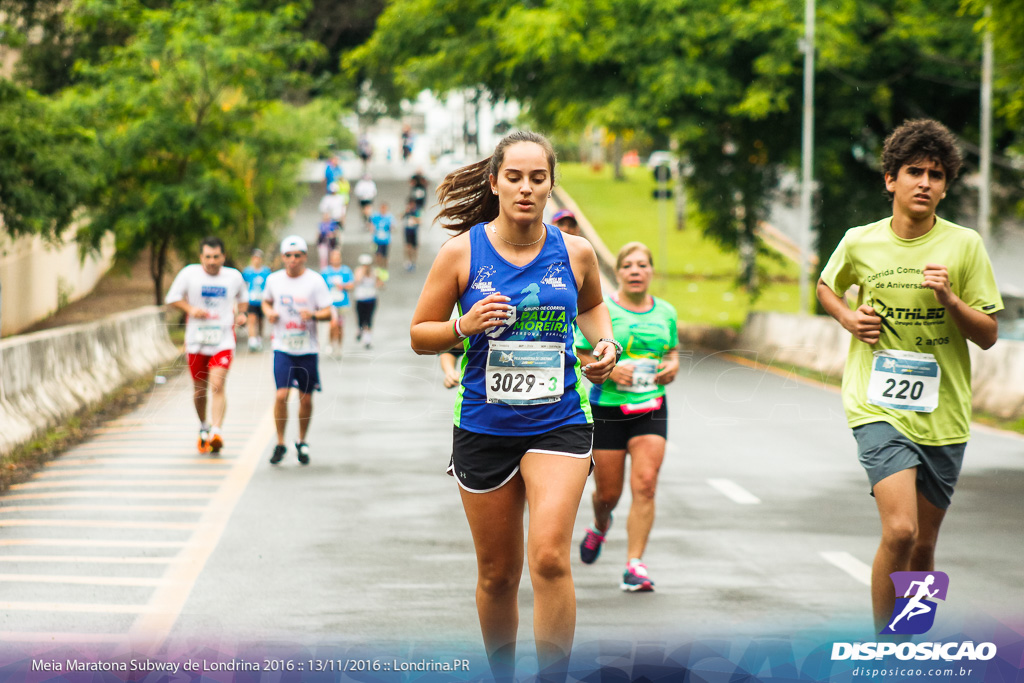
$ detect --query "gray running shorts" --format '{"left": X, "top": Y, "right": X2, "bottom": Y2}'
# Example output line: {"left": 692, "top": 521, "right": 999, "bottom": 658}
{"left": 853, "top": 421, "right": 966, "bottom": 510}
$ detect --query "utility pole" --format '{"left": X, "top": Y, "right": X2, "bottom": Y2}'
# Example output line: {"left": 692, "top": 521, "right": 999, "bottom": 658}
{"left": 979, "top": 4, "right": 993, "bottom": 242}
{"left": 798, "top": 0, "right": 816, "bottom": 315}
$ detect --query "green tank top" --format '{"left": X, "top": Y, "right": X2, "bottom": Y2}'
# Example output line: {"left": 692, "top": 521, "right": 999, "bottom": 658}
{"left": 578, "top": 295, "right": 678, "bottom": 407}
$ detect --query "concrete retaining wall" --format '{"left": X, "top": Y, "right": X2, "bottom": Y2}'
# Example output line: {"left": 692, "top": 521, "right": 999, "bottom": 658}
{"left": 0, "top": 230, "right": 117, "bottom": 337}
{"left": 0, "top": 306, "right": 180, "bottom": 458}
{"left": 736, "top": 311, "right": 1024, "bottom": 420}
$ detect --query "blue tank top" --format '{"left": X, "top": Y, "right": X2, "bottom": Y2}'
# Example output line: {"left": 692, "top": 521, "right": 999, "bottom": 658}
{"left": 454, "top": 223, "right": 592, "bottom": 436}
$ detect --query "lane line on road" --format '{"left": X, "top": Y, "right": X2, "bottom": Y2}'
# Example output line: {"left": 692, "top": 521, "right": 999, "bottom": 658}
{"left": 47, "top": 458, "right": 234, "bottom": 467}
{"left": 0, "top": 555, "right": 174, "bottom": 564}
{"left": 67, "top": 446, "right": 228, "bottom": 454}
{"left": 0, "top": 504, "right": 205, "bottom": 513}
{"left": 0, "top": 631, "right": 127, "bottom": 643}
{"left": 34, "top": 468, "right": 232, "bottom": 478}
{"left": 129, "top": 404, "right": 276, "bottom": 645}
{"left": 0, "top": 600, "right": 153, "bottom": 614}
{"left": 11, "top": 479, "right": 223, "bottom": 490}
{"left": 0, "top": 519, "right": 198, "bottom": 530}
{"left": 0, "top": 539, "right": 186, "bottom": 548}
{"left": 707, "top": 478, "right": 762, "bottom": 505}
{"left": 820, "top": 551, "right": 871, "bottom": 586}
{"left": 1, "top": 491, "right": 213, "bottom": 502}
{"left": 0, "top": 573, "right": 166, "bottom": 587}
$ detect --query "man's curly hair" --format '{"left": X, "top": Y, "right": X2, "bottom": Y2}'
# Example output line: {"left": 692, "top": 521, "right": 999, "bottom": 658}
{"left": 881, "top": 119, "right": 962, "bottom": 198}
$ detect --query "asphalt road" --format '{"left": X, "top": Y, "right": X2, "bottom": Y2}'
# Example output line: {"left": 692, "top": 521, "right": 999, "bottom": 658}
{"left": 1, "top": 161, "right": 1022, "bottom": 679}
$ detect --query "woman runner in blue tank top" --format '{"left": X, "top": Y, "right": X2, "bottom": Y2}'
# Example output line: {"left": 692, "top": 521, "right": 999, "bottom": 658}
{"left": 411, "top": 131, "right": 619, "bottom": 683}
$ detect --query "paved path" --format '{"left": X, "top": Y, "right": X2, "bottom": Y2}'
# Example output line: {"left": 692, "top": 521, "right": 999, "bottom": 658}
{"left": 2, "top": 162, "right": 1022, "bottom": 680}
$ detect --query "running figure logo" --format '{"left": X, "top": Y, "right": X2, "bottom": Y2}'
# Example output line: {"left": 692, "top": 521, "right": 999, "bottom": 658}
{"left": 881, "top": 571, "right": 949, "bottom": 635}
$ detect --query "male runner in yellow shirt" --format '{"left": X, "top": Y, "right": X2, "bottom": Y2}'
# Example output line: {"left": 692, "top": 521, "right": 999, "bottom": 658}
{"left": 817, "top": 119, "right": 1003, "bottom": 632}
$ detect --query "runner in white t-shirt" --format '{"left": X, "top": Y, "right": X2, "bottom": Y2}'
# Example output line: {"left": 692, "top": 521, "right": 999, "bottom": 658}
{"left": 165, "top": 236, "right": 247, "bottom": 453}
{"left": 262, "top": 235, "right": 333, "bottom": 465}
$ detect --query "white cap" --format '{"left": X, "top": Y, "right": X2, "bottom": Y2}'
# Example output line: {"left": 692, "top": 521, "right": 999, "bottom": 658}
{"left": 280, "top": 235, "right": 308, "bottom": 254}
{"left": 358, "top": 254, "right": 373, "bottom": 265}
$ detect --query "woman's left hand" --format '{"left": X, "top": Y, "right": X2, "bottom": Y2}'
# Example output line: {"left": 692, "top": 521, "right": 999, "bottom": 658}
{"left": 655, "top": 355, "right": 679, "bottom": 385}
{"left": 583, "top": 341, "right": 617, "bottom": 384}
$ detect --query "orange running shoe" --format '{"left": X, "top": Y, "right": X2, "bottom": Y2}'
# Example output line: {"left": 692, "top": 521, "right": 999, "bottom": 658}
{"left": 197, "top": 428, "right": 212, "bottom": 454}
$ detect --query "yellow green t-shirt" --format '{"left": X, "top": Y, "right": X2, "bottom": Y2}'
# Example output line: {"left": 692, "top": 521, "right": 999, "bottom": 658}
{"left": 820, "top": 216, "right": 1004, "bottom": 445}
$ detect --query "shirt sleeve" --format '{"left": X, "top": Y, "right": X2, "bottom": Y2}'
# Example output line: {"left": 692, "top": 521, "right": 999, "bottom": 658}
{"left": 666, "top": 301, "right": 679, "bottom": 350}
{"left": 959, "top": 233, "right": 1005, "bottom": 315}
{"left": 233, "top": 270, "right": 247, "bottom": 304}
{"left": 819, "top": 234, "right": 856, "bottom": 295}
{"left": 262, "top": 274, "right": 275, "bottom": 304}
{"left": 165, "top": 266, "right": 191, "bottom": 305}
{"left": 313, "top": 275, "right": 333, "bottom": 310}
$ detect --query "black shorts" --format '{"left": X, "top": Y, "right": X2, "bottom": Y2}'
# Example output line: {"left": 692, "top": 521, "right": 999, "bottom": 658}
{"left": 591, "top": 396, "right": 669, "bottom": 451}
{"left": 375, "top": 242, "right": 389, "bottom": 258}
{"left": 404, "top": 227, "right": 418, "bottom": 248}
{"left": 448, "top": 423, "right": 594, "bottom": 493}
{"left": 247, "top": 302, "right": 263, "bottom": 318}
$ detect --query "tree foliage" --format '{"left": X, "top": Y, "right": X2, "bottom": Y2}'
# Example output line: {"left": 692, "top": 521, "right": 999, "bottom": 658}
{"left": 0, "top": 79, "right": 99, "bottom": 241}
{"left": 347, "top": 0, "right": 803, "bottom": 292}
{"left": 2, "top": 0, "right": 386, "bottom": 98}
{"left": 348, "top": 0, "right": 1022, "bottom": 295}
{"left": 65, "top": 0, "right": 326, "bottom": 303}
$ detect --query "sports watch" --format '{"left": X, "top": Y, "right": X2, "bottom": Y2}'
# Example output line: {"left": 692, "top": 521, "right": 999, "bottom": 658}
{"left": 598, "top": 338, "right": 623, "bottom": 362}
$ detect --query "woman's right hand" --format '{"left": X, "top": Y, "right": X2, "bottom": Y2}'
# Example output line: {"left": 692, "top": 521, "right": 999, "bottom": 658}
{"left": 458, "top": 293, "right": 513, "bottom": 336}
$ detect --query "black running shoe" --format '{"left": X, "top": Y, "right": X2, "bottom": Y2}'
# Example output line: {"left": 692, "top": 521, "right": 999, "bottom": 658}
{"left": 296, "top": 442, "right": 310, "bottom": 465}
{"left": 270, "top": 444, "right": 287, "bottom": 464}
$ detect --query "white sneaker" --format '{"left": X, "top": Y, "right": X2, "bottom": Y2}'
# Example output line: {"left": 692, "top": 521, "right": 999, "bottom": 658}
{"left": 248, "top": 338, "right": 259, "bottom": 351}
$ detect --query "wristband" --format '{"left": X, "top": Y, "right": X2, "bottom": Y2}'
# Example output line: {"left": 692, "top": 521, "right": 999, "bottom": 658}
{"left": 598, "top": 338, "right": 623, "bottom": 361}
{"left": 454, "top": 317, "right": 469, "bottom": 339}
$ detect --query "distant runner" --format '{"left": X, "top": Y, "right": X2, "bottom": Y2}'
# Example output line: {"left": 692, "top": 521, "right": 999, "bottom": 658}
{"left": 321, "top": 248, "right": 354, "bottom": 356}
{"left": 242, "top": 248, "right": 271, "bottom": 352}
{"left": 166, "top": 236, "right": 247, "bottom": 453}
{"left": 262, "top": 236, "right": 333, "bottom": 465}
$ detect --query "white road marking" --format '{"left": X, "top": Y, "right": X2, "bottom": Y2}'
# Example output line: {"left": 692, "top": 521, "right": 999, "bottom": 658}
{"left": 0, "top": 573, "right": 165, "bottom": 587}
{"left": 820, "top": 551, "right": 872, "bottom": 586}
{"left": 707, "top": 478, "right": 762, "bottom": 505}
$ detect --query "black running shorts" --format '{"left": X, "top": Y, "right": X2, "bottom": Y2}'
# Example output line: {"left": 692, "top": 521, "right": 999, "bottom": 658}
{"left": 448, "top": 423, "right": 594, "bottom": 493}
{"left": 591, "top": 397, "right": 669, "bottom": 451}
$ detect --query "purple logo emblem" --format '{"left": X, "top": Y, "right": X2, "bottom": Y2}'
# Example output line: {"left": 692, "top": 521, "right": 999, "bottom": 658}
{"left": 881, "top": 571, "right": 949, "bottom": 635}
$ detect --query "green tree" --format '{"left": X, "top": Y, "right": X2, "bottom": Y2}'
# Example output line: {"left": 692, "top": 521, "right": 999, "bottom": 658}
{"left": 0, "top": 78, "right": 98, "bottom": 241}
{"left": 348, "top": 0, "right": 1021, "bottom": 294}
{"left": 347, "top": 0, "right": 802, "bottom": 292}
{"left": 66, "top": 0, "right": 325, "bottom": 303}
{"left": 0, "top": 0, "right": 162, "bottom": 94}
{"left": 812, "top": 0, "right": 997, "bottom": 268}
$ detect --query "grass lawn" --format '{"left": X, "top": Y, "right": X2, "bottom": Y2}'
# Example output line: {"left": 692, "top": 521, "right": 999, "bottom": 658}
{"left": 558, "top": 162, "right": 813, "bottom": 327}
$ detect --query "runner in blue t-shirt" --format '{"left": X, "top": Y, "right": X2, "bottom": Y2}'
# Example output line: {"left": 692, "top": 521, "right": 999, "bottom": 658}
{"left": 370, "top": 202, "right": 394, "bottom": 270}
{"left": 241, "top": 249, "right": 272, "bottom": 351}
{"left": 321, "top": 249, "right": 354, "bottom": 355}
